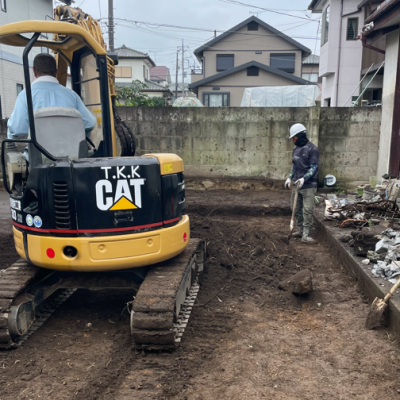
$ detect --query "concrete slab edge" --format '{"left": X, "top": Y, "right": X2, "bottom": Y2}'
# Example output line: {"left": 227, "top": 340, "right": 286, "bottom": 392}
{"left": 314, "top": 213, "right": 400, "bottom": 336}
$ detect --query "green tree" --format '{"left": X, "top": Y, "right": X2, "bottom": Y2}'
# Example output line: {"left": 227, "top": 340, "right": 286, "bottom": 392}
{"left": 149, "top": 96, "right": 170, "bottom": 107}
{"left": 115, "top": 80, "right": 155, "bottom": 106}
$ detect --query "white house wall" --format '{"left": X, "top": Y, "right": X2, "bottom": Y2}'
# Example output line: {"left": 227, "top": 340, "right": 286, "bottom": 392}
{"left": 115, "top": 58, "right": 152, "bottom": 84}
{"left": 0, "top": 0, "right": 53, "bottom": 118}
{"left": 377, "top": 29, "right": 400, "bottom": 180}
{"left": 318, "top": 0, "right": 364, "bottom": 106}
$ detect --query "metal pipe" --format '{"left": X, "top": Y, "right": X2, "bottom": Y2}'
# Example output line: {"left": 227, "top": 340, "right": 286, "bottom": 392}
{"left": 343, "top": 62, "right": 375, "bottom": 106}
{"left": 23, "top": 32, "right": 41, "bottom": 144}
{"left": 335, "top": 0, "right": 344, "bottom": 107}
{"left": 352, "top": 60, "right": 385, "bottom": 106}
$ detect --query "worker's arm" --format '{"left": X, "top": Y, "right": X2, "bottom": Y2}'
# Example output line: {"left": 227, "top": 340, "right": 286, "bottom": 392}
{"left": 7, "top": 91, "right": 29, "bottom": 139}
{"left": 288, "top": 165, "right": 295, "bottom": 180}
{"left": 74, "top": 93, "right": 97, "bottom": 133}
{"left": 303, "top": 147, "right": 319, "bottom": 181}
{"left": 303, "top": 164, "right": 318, "bottom": 181}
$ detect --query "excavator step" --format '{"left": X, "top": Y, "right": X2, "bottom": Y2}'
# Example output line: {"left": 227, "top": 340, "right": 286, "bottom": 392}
{"left": 131, "top": 239, "right": 206, "bottom": 350}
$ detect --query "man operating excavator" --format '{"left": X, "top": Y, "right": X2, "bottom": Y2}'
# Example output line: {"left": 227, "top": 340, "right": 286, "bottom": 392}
{"left": 7, "top": 53, "right": 96, "bottom": 139}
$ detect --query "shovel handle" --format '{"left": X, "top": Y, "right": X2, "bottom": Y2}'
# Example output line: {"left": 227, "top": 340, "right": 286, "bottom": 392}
{"left": 384, "top": 277, "right": 400, "bottom": 303}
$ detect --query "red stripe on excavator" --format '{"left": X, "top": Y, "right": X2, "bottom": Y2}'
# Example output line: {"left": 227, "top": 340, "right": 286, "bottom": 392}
{"left": 12, "top": 221, "right": 164, "bottom": 234}
{"left": 163, "top": 217, "right": 180, "bottom": 224}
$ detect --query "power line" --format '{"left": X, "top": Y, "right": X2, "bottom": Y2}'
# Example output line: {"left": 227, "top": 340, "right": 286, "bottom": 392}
{"left": 216, "top": 0, "right": 318, "bottom": 22}
{"left": 111, "top": 18, "right": 319, "bottom": 40}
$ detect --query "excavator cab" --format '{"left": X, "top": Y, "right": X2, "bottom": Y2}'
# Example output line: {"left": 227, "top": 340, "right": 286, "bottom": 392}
{"left": 0, "top": 21, "right": 190, "bottom": 271}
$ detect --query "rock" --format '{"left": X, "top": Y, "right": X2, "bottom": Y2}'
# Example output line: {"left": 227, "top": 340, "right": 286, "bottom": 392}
{"left": 279, "top": 269, "right": 312, "bottom": 295}
{"left": 382, "top": 228, "right": 396, "bottom": 238}
{"left": 340, "top": 235, "right": 352, "bottom": 243}
{"left": 367, "top": 250, "right": 386, "bottom": 263}
{"left": 352, "top": 232, "right": 380, "bottom": 256}
{"left": 376, "top": 239, "right": 392, "bottom": 254}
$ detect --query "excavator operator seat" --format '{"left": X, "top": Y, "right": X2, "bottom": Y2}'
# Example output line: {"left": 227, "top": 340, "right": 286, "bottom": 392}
{"left": 33, "top": 107, "right": 88, "bottom": 160}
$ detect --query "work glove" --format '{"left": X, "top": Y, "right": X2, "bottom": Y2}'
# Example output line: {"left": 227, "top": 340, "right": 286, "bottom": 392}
{"left": 284, "top": 178, "right": 292, "bottom": 189}
{"left": 295, "top": 177, "right": 305, "bottom": 189}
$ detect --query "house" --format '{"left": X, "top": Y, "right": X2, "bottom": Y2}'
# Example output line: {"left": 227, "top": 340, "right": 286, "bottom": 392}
{"left": 150, "top": 66, "right": 171, "bottom": 87}
{"left": 114, "top": 45, "right": 155, "bottom": 84}
{"left": 114, "top": 45, "right": 172, "bottom": 99}
{"left": 308, "top": 0, "right": 384, "bottom": 107}
{"left": 302, "top": 54, "right": 322, "bottom": 101}
{"left": 359, "top": 0, "right": 400, "bottom": 179}
{"left": 0, "top": 0, "right": 54, "bottom": 118}
{"left": 188, "top": 16, "right": 315, "bottom": 107}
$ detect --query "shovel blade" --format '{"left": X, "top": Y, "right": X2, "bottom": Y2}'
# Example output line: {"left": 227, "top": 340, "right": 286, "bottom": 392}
{"left": 366, "top": 297, "right": 387, "bottom": 330}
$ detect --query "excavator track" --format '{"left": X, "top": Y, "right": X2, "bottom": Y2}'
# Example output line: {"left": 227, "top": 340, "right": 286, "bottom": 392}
{"left": 131, "top": 239, "right": 206, "bottom": 350}
{"left": 0, "top": 260, "right": 40, "bottom": 349}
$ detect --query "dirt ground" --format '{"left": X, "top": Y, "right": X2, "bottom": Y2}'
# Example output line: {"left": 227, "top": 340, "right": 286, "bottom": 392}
{"left": 1, "top": 189, "right": 400, "bottom": 399}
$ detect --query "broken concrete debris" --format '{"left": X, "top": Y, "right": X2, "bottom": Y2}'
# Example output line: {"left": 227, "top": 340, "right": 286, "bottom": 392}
{"left": 367, "top": 229, "right": 400, "bottom": 281}
{"left": 278, "top": 269, "right": 312, "bottom": 295}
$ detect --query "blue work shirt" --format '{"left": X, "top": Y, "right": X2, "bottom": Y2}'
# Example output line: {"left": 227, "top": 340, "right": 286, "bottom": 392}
{"left": 7, "top": 76, "right": 97, "bottom": 138}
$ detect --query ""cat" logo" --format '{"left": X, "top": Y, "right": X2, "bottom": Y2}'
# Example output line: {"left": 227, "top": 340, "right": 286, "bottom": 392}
{"left": 95, "top": 166, "right": 145, "bottom": 211}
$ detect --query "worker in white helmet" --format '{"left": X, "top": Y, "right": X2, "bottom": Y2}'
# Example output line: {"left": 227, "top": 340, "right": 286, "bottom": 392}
{"left": 285, "top": 123, "right": 319, "bottom": 244}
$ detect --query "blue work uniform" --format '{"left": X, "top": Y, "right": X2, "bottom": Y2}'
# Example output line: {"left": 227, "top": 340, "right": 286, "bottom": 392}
{"left": 7, "top": 76, "right": 96, "bottom": 138}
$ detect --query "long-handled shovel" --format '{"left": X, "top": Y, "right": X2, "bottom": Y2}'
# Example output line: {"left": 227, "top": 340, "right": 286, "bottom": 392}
{"left": 366, "top": 277, "right": 400, "bottom": 329}
{"left": 287, "top": 183, "right": 299, "bottom": 241}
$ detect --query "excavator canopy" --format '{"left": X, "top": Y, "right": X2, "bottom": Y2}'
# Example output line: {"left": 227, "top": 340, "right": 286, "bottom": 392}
{"left": 0, "top": 21, "right": 106, "bottom": 61}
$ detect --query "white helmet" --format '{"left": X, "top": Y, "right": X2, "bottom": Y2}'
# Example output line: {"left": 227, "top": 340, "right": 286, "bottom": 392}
{"left": 289, "top": 123, "right": 306, "bottom": 139}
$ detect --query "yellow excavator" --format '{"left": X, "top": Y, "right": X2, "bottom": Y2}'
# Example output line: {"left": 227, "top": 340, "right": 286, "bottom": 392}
{"left": 0, "top": 6, "right": 205, "bottom": 350}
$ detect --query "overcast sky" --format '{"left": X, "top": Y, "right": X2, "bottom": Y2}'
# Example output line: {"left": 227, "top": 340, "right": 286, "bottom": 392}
{"left": 54, "top": 0, "right": 321, "bottom": 80}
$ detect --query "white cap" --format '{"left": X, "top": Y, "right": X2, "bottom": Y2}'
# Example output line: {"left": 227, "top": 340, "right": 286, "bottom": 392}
{"left": 289, "top": 123, "right": 306, "bottom": 139}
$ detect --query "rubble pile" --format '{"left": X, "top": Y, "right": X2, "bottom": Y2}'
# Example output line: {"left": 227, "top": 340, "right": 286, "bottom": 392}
{"left": 366, "top": 229, "right": 400, "bottom": 284}
{"left": 325, "top": 180, "right": 400, "bottom": 224}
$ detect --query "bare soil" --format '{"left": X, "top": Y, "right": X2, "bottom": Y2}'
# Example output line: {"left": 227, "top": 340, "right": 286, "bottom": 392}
{"left": 1, "top": 190, "right": 400, "bottom": 399}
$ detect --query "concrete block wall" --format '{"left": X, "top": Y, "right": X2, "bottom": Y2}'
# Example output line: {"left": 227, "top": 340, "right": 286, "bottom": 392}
{"left": 118, "top": 106, "right": 381, "bottom": 187}
{"left": 318, "top": 108, "right": 381, "bottom": 186}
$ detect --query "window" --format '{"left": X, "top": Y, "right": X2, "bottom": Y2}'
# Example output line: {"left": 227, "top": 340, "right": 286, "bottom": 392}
{"left": 301, "top": 73, "right": 318, "bottom": 82}
{"left": 16, "top": 84, "right": 24, "bottom": 95}
{"left": 270, "top": 53, "right": 295, "bottom": 73}
{"left": 255, "top": 51, "right": 262, "bottom": 54}
{"left": 247, "top": 21, "right": 259, "bottom": 31}
{"left": 203, "top": 92, "right": 230, "bottom": 107}
{"left": 347, "top": 18, "right": 358, "bottom": 40}
{"left": 143, "top": 65, "right": 146, "bottom": 78}
{"left": 321, "top": 5, "right": 330, "bottom": 45}
{"left": 1, "top": 0, "right": 6, "bottom": 12}
{"left": 247, "top": 66, "right": 259, "bottom": 76}
{"left": 216, "top": 55, "right": 234, "bottom": 71}
{"left": 115, "top": 67, "right": 132, "bottom": 78}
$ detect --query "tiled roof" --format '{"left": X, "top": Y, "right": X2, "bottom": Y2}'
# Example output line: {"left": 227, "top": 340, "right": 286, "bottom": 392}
{"left": 194, "top": 16, "right": 311, "bottom": 57}
{"left": 189, "top": 61, "right": 315, "bottom": 90}
{"left": 114, "top": 45, "right": 156, "bottom": 66}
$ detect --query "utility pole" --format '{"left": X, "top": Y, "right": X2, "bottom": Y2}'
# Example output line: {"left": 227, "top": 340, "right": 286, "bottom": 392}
{"left": 175, "top": 48, "right": 179, "bottom": 99}
{"left": 182, "top": 39, "right": 185, "bottom": 97}
{"left": 108, "top": 0, "right": 115, "bottom": 52}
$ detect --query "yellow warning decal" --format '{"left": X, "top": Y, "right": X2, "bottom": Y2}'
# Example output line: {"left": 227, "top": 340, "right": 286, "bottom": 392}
{"left": 164, "top": 163, "right": 173, "bottom": 174}
{"left": 110, "top": 196, "right": 138, "bottom": 211}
